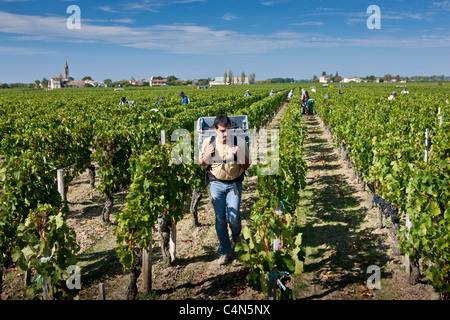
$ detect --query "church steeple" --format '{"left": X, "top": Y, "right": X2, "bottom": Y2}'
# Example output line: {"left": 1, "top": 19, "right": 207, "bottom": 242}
{"left": 64, "top": 59, "right": 69, "bottom": 79}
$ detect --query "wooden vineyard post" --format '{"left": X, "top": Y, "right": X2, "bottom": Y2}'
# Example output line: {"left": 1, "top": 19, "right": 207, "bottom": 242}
{"left": 169, "top": 218, "right": 177, "bottom": 263}
{"left": 99, "top": 283, "right": 106, "bottom": 300}
{"left": 57, "top": 169, "right": 66, "bottom": 202}
{"left": 160, "top": 130, "right": 166, "bottom": 146}
{"left": 405, "top": 129, "right": 431, "bottom": 283}
{"left": 39, "top": 257, "right": 53, "bottom": 300}
{"left": 267, "top": 202, "right": 283, "bottom": 300}
{"left": 405, "top": 214, "right": 413, "bottom": 276}
{"left": 159, "top": 130, "right": 176, "bottom": 264}
{"left": 438, "top": 108, "right": 443, "bottom": 127}
{"left": 42, "top": 278, "right": 52, "bottom": 300}
{"left": 267, "top": 266, "right": 278, "bottom": 300}
{"left": 142, "top": 244, "right": 153, "bottom": 294}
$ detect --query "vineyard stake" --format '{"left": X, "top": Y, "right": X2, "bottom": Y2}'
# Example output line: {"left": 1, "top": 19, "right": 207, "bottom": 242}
{"left": 169, "top": 218, "right": 177, "bottom": 263}
{"left": 405, "top": 213, "right": 413, "bottom": 276}
{"left": 142, "top": 244, "right": 153, "bottom": 294}
{"left": 99, "top": 283, "right": 106, "bottom": 300}
{"left": 266, "top": 266, "right": 278, "bottom": 300}
{"left": 266, "top": 202, "right": 283, "bottom": 300}
{"left": 424, "top": 128, "right": 429, "bottom": 163}
{"left": 57, "top": 169, "right": 66, "bottom": 202}
{"left": 42, "top": 278, "right": 52, "bottom": 300}
{"left": 160, "top": 130, "right": 166, "bottom": 145}
{"left": 437, "top": 108, "right": 441, "bottom": 128}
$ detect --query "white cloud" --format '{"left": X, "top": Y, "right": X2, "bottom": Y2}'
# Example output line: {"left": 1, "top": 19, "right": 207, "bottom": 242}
{"left": 123, "top": 2, "right": 160, "bottom": 12}
{"left": 84, "top": 18, "right": 135, "bottom": 24}
{"left": 173, "top": 0, "right": 206, "bottom": 3}
{"left": 290, "top": 22, "right": 324, "bottom": 26}
{"left": 260, "top": 0, "right": 290, "bottom": 6}
{"left": 0, "top": 10, "right": 448, "bottom": 57}
{"left": 432, "top": 1, "right": 450, "bottom": 11}
{"left": 222, "top": 13, "right": 237, "bottom": 21}
{"left": 98, "top": 6, "right": 121, "bottom": 14}
{"left": 316, "top": 8, "right": 337, "bottom": 11}
{"left": 0, "top": 46, "right": 59, "bottom": 55}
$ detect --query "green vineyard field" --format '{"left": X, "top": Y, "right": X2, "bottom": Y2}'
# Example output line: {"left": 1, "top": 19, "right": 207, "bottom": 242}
{"left": 0, "top": 82, "right": 449, "bottom": 300}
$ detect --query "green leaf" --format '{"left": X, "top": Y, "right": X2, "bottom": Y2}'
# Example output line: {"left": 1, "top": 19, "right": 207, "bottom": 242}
{"left": 55, "top": 213, "right": 64, "bottom": 229}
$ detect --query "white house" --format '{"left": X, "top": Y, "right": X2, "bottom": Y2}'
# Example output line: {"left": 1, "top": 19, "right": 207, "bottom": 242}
{"left": 319, "top": 75, "right": 332, "bottom": 83}
{"left": 342, "top": 77, "right": 362, "bottom": 83}
{"left": 210, "top": 76, "right": 226, "bottom": 85}
{"left": 149, "top": 76, "right": 168, "bottom": 86}
{"left": 50, "top": 75, "right": 63, "bottom": 89}
{"left": 85, "top": 80, "right": 107, "bottom": 87}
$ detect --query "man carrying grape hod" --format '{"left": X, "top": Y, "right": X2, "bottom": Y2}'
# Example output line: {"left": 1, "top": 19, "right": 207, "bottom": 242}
{"left": 199, "top": 114, "right": 250, "bottom": 265}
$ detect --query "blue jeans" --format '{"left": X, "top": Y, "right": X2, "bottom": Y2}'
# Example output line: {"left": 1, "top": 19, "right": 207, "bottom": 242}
{"left": 209, "top": 181, "right": 243, "bottom": 255}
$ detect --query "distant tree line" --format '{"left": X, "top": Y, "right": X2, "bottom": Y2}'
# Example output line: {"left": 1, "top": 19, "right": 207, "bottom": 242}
{"left": 264, "top": 78, "right": 295, "bottom": 83}
{"left": 223, "top": 70, "right": 256, "bottom": 84}
{"left": 1, "top": 72, "right": 447, "bottom": 89}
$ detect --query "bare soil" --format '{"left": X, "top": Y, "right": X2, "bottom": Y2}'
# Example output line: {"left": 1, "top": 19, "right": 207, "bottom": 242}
{"left": 0, "top": 103, "right": 440, "bottom": 301}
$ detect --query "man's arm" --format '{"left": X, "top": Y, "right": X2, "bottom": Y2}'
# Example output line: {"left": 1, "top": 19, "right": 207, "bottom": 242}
{"left": 200, "top": 144, "right": 214, "bottom": 168}
{"left": 233, "top": 146, "right": 250, "bottom": 169}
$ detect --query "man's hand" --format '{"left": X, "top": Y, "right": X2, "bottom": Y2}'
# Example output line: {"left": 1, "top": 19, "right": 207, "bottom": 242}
{"left": 200, "top": 145, "right": 215, "bottom": 167}
{"left": 205, "top": 144, "right": 215, "bottom": 157}
{"left": 233, "top": 146, "right": 250, "bottom": 169}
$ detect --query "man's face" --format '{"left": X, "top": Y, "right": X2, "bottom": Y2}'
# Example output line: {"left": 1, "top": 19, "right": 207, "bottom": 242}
{"left": 215, "top": 124, "right": 230, "bottom": 144}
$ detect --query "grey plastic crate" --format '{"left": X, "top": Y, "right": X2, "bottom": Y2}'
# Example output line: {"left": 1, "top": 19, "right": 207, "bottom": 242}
{"left": 196, "top": 115, "right": 248, "bottom": 131}
{"left": 196, "top": 115, "right": 249, "bottom": 153}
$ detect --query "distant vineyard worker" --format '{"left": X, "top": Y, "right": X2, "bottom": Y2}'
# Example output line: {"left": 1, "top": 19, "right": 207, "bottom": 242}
{"left": 244, "top": 90, "right": 251, "bottom": 96}
{"left": 307, "top": 98, "right": 315, "bottom": 115}
{"left": 199, "top": 114, "right": 250, "bottom": 265}
{"left": 155, "top": 96, "right": 164, "bottom": 105}
{"left": 388, "top": 91, "right": 397, "bottom": 100}
{"left": 301, "top": 90, "right": 309, "bottom": 104}
{"left": 180, "top": 91, "right": 190, "bottom": 105}
{"left": 301, "top": 90, "right": 309, "bottom": 114}
{"left": 270, "top": 89, "right": 275, "bottom": 97}
{"left": 287, "top": 89, "right": 294, "bottom": 100}
{"left": 119, "top": 97, "right": 135, "bottom": 106}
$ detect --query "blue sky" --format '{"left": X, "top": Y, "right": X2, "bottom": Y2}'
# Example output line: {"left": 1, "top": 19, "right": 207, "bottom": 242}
{"left": 0, "top": 0, "right": 449, "bottom": 83}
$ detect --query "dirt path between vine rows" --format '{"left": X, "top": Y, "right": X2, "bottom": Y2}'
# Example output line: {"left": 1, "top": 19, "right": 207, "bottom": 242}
{"left": 291, "top": 113, "right": 438, "bottom": 300}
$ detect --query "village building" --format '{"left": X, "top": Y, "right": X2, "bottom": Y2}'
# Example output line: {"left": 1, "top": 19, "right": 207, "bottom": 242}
{"left": 49, "top": 60, "right": 105, "bottom": 89}
{"left": 149, "top": 76, "right": 168, "bottom": 86}
{"left": 342, "top": 77, "right": 363, "bottom": 83}
{"left": 319, "top": 75, "right": 332, "bottom": 83}
{"left": 209, "top": 76, "right": 249, "bottom": 85}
